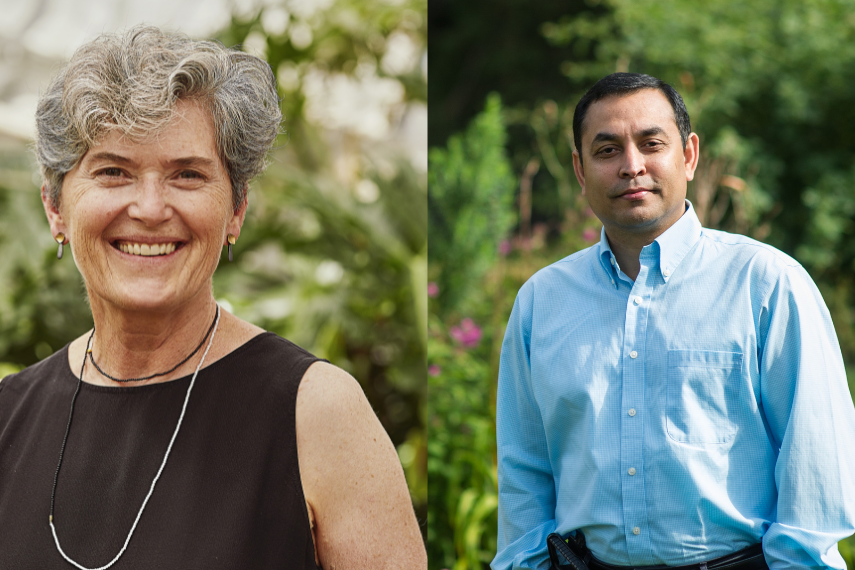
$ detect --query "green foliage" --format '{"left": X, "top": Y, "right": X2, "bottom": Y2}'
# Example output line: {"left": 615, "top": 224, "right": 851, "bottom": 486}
{"left": 213, "top": 3, "right": 427, "bottom": 524}
{"left": 543, "top": 0, "right": 855, "bottom": 254}
{"left": 428, "top": 94, "right": 516, "bottom": 316}
{"left": 428, "top": 0, "right": 596, "bottom": 148}
{"left": 427, "top": 97, "right": 516, "bottom": 568}
{"left": 427, "top": 89, "right": 603, "bottom": 567}
{"left": 431, "top": 0, "right": 855, "bottom": 566}
{"left": 0, "top": 0, "right": 427, "bottom": 541}
{"left": 428, "top": 316, "right": 497, "bottom": 569}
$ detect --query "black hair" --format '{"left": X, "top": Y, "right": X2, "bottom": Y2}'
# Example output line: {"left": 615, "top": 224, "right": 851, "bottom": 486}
{"left": 572, "top": 72, "right": 691, "bottom": 163}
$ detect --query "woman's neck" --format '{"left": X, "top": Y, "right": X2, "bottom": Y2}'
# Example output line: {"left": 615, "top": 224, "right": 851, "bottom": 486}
{"left": 82, "top": 291, "right": 219, "bottom": 387}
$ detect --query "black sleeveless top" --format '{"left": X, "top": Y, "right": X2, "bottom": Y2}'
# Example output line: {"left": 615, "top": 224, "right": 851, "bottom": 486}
{"left": 0, "top": 333, "right": 322, "bottom": 569}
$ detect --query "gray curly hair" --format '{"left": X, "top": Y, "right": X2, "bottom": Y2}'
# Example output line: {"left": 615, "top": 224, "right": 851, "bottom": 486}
{"left": 35, "top": 25, "right": 282, "bottom": 210}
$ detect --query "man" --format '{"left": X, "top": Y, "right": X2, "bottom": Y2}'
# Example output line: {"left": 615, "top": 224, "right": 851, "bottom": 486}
{"left": 492, "top": 73, "right": 855, "bottom": 570}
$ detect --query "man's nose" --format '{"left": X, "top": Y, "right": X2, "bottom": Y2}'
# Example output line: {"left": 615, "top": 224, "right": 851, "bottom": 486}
{"left": 619, "top": 146, "right": 646, "bottom": 179}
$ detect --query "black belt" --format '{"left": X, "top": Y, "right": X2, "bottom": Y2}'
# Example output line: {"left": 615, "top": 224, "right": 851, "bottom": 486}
{"left": 548, "top": 532, "right": 767, "bottom": 570}
{"left": 587, "top": 543, "right": 766, "bottom": 570}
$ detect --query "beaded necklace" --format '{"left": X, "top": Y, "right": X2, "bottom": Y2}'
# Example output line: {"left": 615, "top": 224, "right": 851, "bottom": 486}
{"left": 87, "top": 313, "right": 218, "bottom": 383}
{"left": 49, "top": 305, "right": 220, "bottom": 570}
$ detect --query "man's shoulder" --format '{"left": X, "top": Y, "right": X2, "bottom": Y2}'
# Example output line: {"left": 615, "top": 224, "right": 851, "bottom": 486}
{"left": 699, "top": 227, "right": 801, "bottom": 270}
{"left": 508, "top": 244, "right": 599, "bottom": 308}
{"left": 524, "top": 244, "right": 600, "bottom": 288}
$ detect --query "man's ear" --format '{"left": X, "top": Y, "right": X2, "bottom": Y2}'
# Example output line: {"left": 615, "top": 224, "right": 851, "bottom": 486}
{"left": 572, "top": 151, "right": 586, "bottom": 196}
{"left": 41, "top": 185, "right": 67, "bottom": 241}
{"left": 225, "top": 190, "right": 248, "bottom": 243}
{"left": 684, "top": 132, "right": 700, "bottom": 182}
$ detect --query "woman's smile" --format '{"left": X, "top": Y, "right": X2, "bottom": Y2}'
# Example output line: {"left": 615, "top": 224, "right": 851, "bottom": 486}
{"left": 113, "top": 240, "right": 183, "bottom": 256}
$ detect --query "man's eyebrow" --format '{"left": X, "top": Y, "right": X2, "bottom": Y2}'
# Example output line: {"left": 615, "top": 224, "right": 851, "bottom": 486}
{"left": 590, "top": 126, "right": 668, "bottom": 147}
{"left": 638, "top": 126, "right": 667, "bottom": 138}
{"left": 591, "top": 132, "right": 619, "bottom": 146}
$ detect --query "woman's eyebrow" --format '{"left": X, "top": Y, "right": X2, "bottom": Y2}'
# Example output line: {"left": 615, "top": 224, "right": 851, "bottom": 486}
{"left": 84, "top": 153, "right": 216, "bottom": 170}
{"left": 85, "top": 151, "right": 136, "bottom": 166}
{"left": 169, "top": 156, "right": 217, "bottom": 169}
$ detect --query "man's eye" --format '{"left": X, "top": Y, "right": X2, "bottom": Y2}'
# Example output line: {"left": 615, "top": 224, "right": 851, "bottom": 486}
{"left": 178, "top": 171, "right": 202, "bottom": 179}
{"left": 100, "top": 167, "right": 124, "bottom": 177}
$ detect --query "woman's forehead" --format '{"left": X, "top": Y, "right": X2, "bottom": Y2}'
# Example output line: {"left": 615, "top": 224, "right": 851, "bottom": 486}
{"left": 85, "top": 101, "right": 222, "bottom": 167}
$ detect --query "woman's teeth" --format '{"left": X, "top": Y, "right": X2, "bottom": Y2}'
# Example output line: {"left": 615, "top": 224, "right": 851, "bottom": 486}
{"left": 118, "top": 242, "right": 177, "bottom": 256}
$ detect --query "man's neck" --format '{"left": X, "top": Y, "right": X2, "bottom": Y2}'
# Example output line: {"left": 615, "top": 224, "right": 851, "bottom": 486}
{"left": 603, "top": 205, "right": 687, "bottom": 282}
{"left": 606, "top": 232, "right": 647, "bottom": 282}
{"left": 606, "top": 222, "right": 673, "bottom": 282}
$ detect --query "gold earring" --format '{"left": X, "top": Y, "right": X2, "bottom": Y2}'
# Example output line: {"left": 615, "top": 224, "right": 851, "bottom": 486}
{"left": 227, "top": 234, "right": 236, "bottom": 262}
{"left": 55, "top": 233, "right": 65, "bottom": 260}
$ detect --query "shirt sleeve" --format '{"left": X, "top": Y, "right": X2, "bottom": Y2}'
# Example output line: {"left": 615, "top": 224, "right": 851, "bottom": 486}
{"left": 492, "top": 282, "right": 557, "bottom": 570}
{"left": 758, "top": 263, "right": 855, "bottom": 570}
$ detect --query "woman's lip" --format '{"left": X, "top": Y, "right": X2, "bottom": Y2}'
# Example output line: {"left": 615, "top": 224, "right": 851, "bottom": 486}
{"left": 111, "top": 240, "right": 184, "bottom": 257}
{"left": 111, "top": 238, "right": 185, "bottom": 245}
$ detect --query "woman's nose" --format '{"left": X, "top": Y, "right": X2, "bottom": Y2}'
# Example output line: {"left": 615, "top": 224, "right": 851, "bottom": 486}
{"left": 127, "top": 177, "right": 173, "bottom": 225}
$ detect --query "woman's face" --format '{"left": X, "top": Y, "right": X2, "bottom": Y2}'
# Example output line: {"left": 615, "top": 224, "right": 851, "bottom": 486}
{"left": 42, "top": 99, "right": 245, "bottom": 314}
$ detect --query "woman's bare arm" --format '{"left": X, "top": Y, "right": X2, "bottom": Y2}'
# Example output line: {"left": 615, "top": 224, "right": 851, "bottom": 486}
{"left": 296, "top": 361, "right": 426, "bottom": 570}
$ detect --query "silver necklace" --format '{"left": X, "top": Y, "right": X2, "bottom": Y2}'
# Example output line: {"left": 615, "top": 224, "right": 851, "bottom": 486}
{"left": 49, "top": 305, "right": 221, "bottom": 570}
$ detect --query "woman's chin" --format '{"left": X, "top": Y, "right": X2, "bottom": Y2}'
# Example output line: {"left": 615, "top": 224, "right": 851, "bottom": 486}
{"left": 96, "top": 280, "right": 199, "bottom": 313}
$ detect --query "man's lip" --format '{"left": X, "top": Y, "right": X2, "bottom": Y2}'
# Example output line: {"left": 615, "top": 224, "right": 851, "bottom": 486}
{"left": 617, "top": 188, "right": 652, "bottom": 199}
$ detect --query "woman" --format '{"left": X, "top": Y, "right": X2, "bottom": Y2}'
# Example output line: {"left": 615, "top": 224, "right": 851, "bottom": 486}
{"left": 0, "top": 26, "right": 425, "bottom": 569}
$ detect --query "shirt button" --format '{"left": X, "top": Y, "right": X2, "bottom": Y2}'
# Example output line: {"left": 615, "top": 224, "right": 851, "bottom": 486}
{"left": 633, "top": 296, "right": 642, "bottom": 305}
{"left": 633, "top": 527, "right": 641, "bottom": 535}
{"left": 663, "top": 268, "right": 671, "bottom": 277}
{"left": 628, "top": 467, "right": 636, "bottom": 476}
{"left": 610, "top": 258, "right": 615, "bottom": 266}
{"left": 629, "top": 350, "right": 638, "bottom": 359}
{"left": 628, "top": 408, "right": 636, "bottom": 416}
{"left": 611, "top": 279, "right": 615, "bottom": 285}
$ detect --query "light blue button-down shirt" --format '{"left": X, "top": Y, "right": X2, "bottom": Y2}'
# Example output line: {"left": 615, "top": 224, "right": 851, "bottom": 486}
{"left": 493, "top": 202, "right": 855, "bottom": 570}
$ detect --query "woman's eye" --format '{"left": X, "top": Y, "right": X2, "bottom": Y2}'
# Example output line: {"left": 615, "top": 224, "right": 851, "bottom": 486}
{"left": 178, "top": 171, "right": 203, "bottom": 180}
{"left": 101, "top": 167, "right": 124, "bottom": 177}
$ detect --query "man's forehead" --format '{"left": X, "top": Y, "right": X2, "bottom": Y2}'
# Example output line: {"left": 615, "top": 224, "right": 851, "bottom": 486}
{"left": 582, "top": 89, "right": 678, "bottom": 141}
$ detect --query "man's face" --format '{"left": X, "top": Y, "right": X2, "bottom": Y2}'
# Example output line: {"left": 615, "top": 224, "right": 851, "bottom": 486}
{"left": 572, "top": 89, "right": 699, "bottom": 240}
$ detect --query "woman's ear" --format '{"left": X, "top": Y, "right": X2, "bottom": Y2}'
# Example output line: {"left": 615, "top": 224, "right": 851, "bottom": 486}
{"left": 41, "top": 185, "right": 67, "bottom": 240}
{"left": 226, "top": 191, "right": 248, "bottom": 243}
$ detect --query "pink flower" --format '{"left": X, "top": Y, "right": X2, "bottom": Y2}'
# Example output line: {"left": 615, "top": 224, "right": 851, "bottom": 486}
{"left": 498, "top": 239, "right": 512, "bottom": 256}
{"left": 583, "top": 228, "right": 597, "bottom": 242}
{"left": 450, "top": 318, "right": 483, "bottom": 348}
{"left": 427, "top": 282, "right": 439, "bottom": 297}
{"left": 428, "top": 364, "right": 441, "bottom": 376}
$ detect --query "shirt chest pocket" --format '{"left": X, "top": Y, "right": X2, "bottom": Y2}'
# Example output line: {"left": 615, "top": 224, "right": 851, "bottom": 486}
{"left": 666, "top": 350, "right": 744, "bottom": 444}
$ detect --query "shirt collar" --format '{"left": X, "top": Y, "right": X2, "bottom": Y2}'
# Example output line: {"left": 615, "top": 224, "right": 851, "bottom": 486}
{"left": 597, "top": 200, "right": 702, "bottom": 288}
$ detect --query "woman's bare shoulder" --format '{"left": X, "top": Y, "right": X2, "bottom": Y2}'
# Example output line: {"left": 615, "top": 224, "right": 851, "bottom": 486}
{"left": 295, "top": 362, "right": 426, "bottom": 569}
{"left": 296, "top": 361, "right": 369, "bottom": 414}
